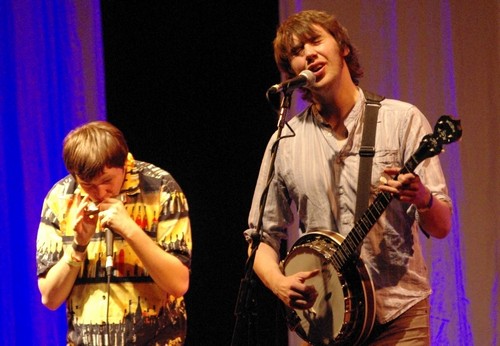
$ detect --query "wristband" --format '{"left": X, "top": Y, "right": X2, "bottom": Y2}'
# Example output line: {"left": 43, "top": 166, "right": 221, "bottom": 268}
{"left": 417, "top": 193, "right": 434, "bottom": 213}
{"left": 64, "top": 253, "right": 83, "bottom": 267}
{"left": 72, "top": 241, "right": 88, "bottom": 253}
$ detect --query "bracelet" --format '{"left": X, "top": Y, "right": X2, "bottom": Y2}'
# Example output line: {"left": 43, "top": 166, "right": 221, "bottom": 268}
{"left": 417, "top": 193, "right": 434, "bottom": 213}
{"left": 64, "top": 253, "right": 83, "bottom": 267}
{"left": 72, "top": 240, "right": 88, "bottom": 253}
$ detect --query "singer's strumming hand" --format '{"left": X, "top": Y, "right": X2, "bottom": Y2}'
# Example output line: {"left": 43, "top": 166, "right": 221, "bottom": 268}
{"left": 275, "top": 270, "right": 320, "bottom": 310}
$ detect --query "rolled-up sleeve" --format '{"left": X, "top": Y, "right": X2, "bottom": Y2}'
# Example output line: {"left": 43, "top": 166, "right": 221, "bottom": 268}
{"left": 244, "top": 134, "right": 293, "bottom": 254}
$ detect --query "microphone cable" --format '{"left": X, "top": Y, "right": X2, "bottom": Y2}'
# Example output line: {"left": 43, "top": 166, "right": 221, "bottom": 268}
{"left": 106, "top": 269, "right": 112, "bottom": 345}
{"left": 104, "top": 194, "right": 126, "bottom": 344}
{"left": 105, "top": 226, "right": 114, "bottom": 344}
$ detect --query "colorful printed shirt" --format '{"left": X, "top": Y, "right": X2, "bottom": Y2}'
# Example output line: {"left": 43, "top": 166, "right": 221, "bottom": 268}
{"left": 36, "top": 154, "right": 192, "bottom": 345}
{"left": 245, "top": 89, "right": 451, "bottom": 324}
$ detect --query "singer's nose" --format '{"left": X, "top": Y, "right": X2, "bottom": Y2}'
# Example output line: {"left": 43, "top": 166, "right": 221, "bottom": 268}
{"left": 304, "top": 44, "right": 317, "bottom": 64}
{"left": 91, "top": 186, "right": 114, "bottom": 203}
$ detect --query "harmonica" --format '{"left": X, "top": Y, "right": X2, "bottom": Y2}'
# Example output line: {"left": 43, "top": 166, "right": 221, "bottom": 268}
{"left": 84, "top": 204, "right": 99, "bottom": 216}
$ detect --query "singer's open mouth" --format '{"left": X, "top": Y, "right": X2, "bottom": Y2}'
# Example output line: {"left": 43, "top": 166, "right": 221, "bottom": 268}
{"left": 307, "top": 63, "right": 324, "bottom": 73}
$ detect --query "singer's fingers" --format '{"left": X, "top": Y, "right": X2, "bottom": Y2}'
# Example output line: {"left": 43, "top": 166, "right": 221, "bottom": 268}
{"left": 74, "top": 215, "right": 84, "bottom": 229}
{"left": 99, "top": 207, "right": 118, "bottom": 226}
{"left": 99, "top": 209, "right": 110, "bottom": 226}
{"left": 75, "top": 195, "right": 89, "bottom": 214}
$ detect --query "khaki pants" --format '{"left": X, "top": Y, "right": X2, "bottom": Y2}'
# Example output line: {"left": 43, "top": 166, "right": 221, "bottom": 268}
{"left": 296, "top": 298, "right": 430, "bottom": 346}
{"left": 367, "top": 298, "right": 430, "bottom": 346}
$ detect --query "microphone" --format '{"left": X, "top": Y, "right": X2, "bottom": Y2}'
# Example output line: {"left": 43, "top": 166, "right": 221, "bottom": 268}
{"left": 103, "top": 194, "right": 126, "bottom": 278}
{"left": 267, "top": 70, "right": 315, "bottom": 94}
{"left": 105, "top": 227, "right": 114, "bottom": 277}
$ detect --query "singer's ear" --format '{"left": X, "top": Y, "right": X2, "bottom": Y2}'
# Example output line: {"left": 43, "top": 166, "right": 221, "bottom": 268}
{"left": 119, "top": 194, "right": 127, "bottom": 203}
{"left": 341, "top": 46, "right": 350, "bottom": 57}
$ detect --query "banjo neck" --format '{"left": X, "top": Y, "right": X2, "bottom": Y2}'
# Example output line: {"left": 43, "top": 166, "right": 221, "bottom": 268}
{"left": 333, "top": 191, "right": 393, "bottom": 270}
{"left": 333, "top": 115, "right": 461, "bottom": 270}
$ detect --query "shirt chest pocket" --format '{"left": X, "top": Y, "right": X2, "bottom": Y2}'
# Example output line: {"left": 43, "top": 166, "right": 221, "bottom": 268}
{"left": 371, "top": 149, "right": 401, "bottom": 184}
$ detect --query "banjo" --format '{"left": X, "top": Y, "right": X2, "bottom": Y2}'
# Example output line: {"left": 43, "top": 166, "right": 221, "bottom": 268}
{"left": 281, "top": 115, "right": 462, "bottom": 345}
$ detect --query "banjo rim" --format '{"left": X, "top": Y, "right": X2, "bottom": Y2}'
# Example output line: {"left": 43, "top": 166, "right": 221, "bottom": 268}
{"left": 282, "top": 230, "right": 376, "bottom": 345}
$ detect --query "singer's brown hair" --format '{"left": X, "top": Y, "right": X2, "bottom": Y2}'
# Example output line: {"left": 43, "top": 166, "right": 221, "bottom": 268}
{"left": 63, "top": 121, "right": 129, "bottom": 181}
{"left": 273, "top": 10, "right": 363, "bottom": 89}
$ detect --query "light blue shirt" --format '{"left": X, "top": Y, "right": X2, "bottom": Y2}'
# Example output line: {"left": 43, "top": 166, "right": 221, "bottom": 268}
{"left": 245, "top": 89, "right": 451, "bottom": 323}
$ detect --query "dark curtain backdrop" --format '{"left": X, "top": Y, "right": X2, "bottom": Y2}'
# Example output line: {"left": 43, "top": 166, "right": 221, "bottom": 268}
{"left": 1, "top": 1, "right": 497, "bottom": 346}
{"left": 99, "top": 2, "right": 282, "bottom": 345}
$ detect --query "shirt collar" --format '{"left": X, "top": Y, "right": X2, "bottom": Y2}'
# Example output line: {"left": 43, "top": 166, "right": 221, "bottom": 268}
{"left": 310, "top": 87, "right": 365, "bottom": 131}
{"left": 120, "top": 152, "right": 140, "bottom": 196}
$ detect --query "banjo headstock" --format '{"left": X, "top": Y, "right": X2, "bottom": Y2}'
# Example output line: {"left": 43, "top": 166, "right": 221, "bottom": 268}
{"left": 411, "top": 115, "right": 462, "bottom": 165}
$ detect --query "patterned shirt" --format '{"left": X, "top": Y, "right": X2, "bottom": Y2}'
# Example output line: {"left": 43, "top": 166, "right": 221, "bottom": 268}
{"left": 37, "top": 153, "right": 192, "bottom": 345}
{"left": 245, "top": 89, "right": 451, "bottom": 324}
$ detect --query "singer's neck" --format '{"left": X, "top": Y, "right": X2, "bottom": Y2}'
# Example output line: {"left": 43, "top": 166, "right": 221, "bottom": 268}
{"left": 312, "top": 84, "right": 358, "bottom": 137}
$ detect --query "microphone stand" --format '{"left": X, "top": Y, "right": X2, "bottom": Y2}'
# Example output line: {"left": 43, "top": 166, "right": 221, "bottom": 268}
{"left": 231, "top": 90, "right": 293, "bottom": 346}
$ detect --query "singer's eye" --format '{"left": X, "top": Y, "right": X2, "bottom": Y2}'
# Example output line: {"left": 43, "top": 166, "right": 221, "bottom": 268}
{"left": 290, "top": 46, "right": 303, "bottom": 57}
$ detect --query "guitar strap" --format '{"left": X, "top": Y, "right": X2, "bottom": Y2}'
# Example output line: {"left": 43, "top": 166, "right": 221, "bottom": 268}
{"left": 354, "top": 90, "right": 385, "bottom": 222}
